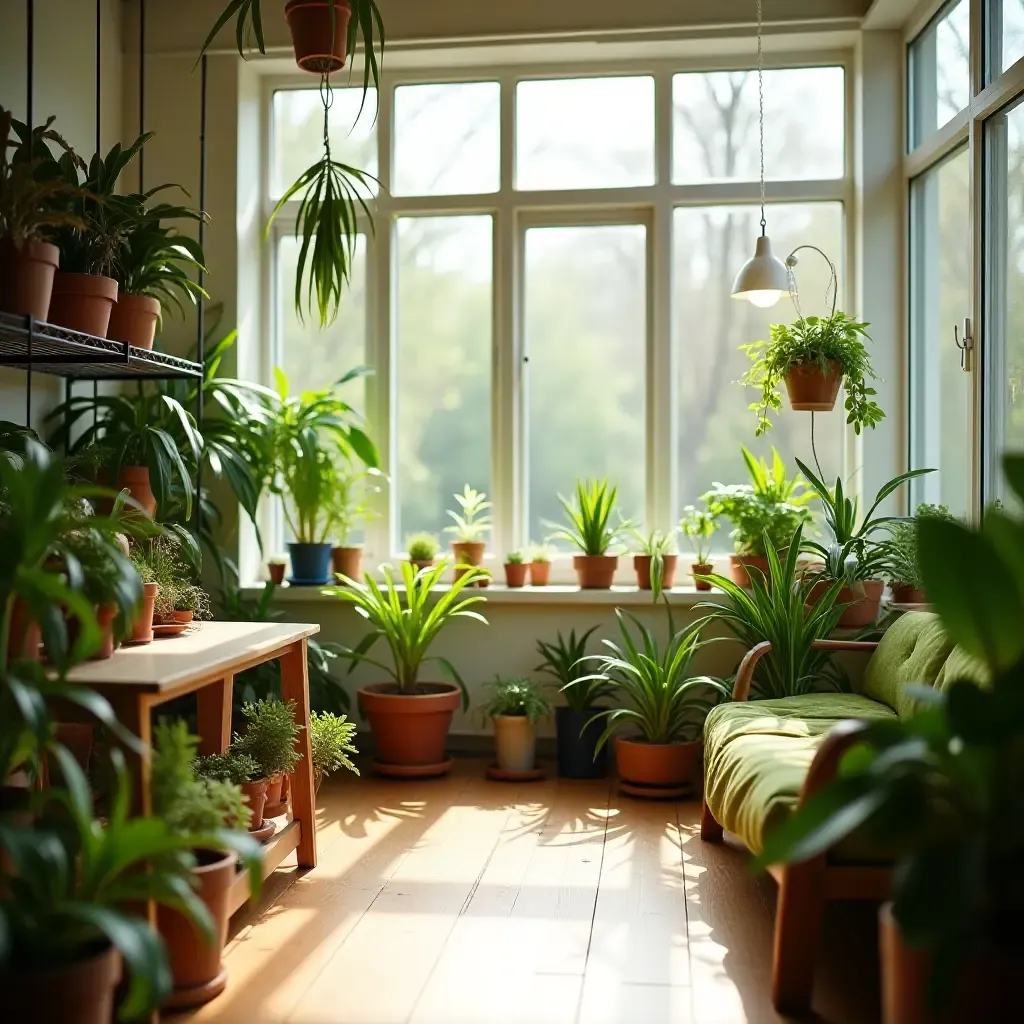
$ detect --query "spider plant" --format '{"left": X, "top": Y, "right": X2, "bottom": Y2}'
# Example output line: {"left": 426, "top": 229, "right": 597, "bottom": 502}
{"left": 692, "top": 529, "right": 849, "bottom": 700}
{"left": 535, "top": 626, "right": 613, "bottom": 711}
{"left": 324, "top": 560, "right": 489, "bottom": 710}
{"left": 548, "top": 478, "right": 629, "bottom": 555}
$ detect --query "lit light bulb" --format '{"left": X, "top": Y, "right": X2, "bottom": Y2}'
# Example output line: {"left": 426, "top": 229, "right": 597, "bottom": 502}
{"left": 744, "top": 289, "right": 783, "bottom": 308}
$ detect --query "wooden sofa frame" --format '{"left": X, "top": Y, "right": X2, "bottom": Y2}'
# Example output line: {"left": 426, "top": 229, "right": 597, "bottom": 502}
{"left": 700, "top": 639, "right": 892, "bottom": 1014}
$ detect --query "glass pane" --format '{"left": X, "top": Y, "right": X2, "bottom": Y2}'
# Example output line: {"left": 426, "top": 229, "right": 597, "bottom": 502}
{"left": 395, "top": 216, "right": 492, "bottom": 543}
{"left": 276, "top": 234, "right": 367, "bottom": 409}
{"left": 989, "top": 0, "right": 1024, "bottom": 79}
{"left": 673, "top": 68, "right": 844, "bottom": 183}
{"left": 673, "top": 204, "right": 846, "bottom": 523}
{"left": 524, "top": 225, "right": 646, "bottom": 547}
{"left": 516, "top": 77, "right": 655, "bottom": 191}
{"left": 909, "top": 149, "right": 972, "bottom": 514}
{"left": 272, "top": 87, "right": 378, "bottom": 199}
{"left": 393, "top": 82, "right": 500, "bottom": 196}
{"left": 910, "top": 0, "right": 970, "bottom": 147}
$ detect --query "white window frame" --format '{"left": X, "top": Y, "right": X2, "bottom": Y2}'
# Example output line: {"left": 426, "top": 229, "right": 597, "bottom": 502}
{"left": 259, "top": 49, "right": 855, "bottom": 583}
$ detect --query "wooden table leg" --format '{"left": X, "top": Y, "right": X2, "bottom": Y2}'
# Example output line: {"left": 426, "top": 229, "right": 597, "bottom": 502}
{"left": 196, "top": 674, "right": 234, "bottom": 756}
{"left": 280, "top": 638, "right": 316, "bottom": 868}
{"left": 108, "top": 693, "right": 154, "bottom": 818}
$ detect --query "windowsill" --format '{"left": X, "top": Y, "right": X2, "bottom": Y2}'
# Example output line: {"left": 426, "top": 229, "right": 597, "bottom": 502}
{"left": 240, "top": 583, "right": 722, "bottom": 606}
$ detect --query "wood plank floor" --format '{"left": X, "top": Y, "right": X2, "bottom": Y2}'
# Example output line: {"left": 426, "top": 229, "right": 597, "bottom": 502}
{"left": 174, "top": 759, "right": 880, "bottom": 1024}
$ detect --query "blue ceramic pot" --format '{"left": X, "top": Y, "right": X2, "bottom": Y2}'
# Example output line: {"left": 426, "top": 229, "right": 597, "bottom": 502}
{"left": 287, "top": 542, "right": 332, "bottom": 584}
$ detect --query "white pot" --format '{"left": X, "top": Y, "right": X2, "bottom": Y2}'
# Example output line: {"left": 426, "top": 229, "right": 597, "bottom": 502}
{"left": 493, "top": 715, "right": 536, "bottom": 772}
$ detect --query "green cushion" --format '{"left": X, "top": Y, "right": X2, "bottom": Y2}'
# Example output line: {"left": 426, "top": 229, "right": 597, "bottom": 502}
{"left": 703, "top": 694, "right": 898, "bottom": 855}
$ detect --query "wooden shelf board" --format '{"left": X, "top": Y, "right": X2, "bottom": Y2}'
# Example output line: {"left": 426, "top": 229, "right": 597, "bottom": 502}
{"left": 228, "top": 818, "right": 302, "bottom": 917}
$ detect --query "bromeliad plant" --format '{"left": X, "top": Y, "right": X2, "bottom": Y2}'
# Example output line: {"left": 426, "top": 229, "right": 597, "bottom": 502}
{"left": 535, "top": 626, "right": 614, "bottom": 712}
{"left": 325, "top": 560, "right": 489, "bottom": 709}
{"left": 445, "top": 485, "right": 492, "bottom": 544}
{"left": 549, "top": 478, "right": 629, "bottom": 556}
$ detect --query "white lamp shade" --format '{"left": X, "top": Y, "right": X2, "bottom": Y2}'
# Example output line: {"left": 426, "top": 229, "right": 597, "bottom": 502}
{"left": 731, "top": 235, "right": 789, "bottom": 307}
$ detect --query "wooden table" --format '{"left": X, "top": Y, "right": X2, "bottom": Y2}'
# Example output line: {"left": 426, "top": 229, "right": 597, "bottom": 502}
{"left": 67, "top": 621, "right": 321, "bottom": 912}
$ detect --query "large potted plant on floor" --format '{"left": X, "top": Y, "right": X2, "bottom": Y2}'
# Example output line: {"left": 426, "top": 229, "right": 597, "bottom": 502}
{"left": 536, "top": 626, "right": 613, "bottom": 779}
{"left": 326, "top": 560, "right": 489, "bottom": 777}
{"left": 703, "top": 447, "right": 814, "bottom": 587}
{"left": 755, "top": 453, "right": 1024, "bottom": 1022}
{"left": 482, "top": 677, "right": 552, "bottom": 780}
{"left": 445, "top": 485, "right": 491, "bottom": 581}
{"left": 151, "top": 721, "right": 262, "bottom": 1009}
{"left": 577, "top": 602, "right": 730, "bottom": 798}
{"left": 741, "top": 310, "right": 885, "bottom": 434}
{"left": 549, "top": 478, "right": 630, "bottom": 589}
{"left": 883, "top": 503, "right": 956, "bottom": 604}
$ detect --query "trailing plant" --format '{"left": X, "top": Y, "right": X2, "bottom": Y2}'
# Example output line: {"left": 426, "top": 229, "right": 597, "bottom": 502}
{"left": 692, "top": 530, "right": 849, "bottom": 700}
{"left": 548, "top": 478, "right": 629, "bottom": 556}
{"left": 754, "top": 452, "right": 1024, "bottom": 1010}
{"left": 884, "top": 503, "right": 957, "bottom": 589}
{"left": 576, "top": 602, "right": 730, "bottom": 752}
{"left": 325, "top": 560, "right": 489, "bottom": 708}
{"left": 535, "top": 626, "right": 613, "bottom": 711}
{"left": 310, "top": 710, "right": 360, "bottom": 788}
{"left": 740, "top": 311, "right": 884, "bottom": 436}
{"left": 195, "top": 749, "right": 262, "bottom": 786}
{"left": 444, "top": 485, "right": 492, "bottom": 544}
{"left": 481, "top": 676, "right": 552, "bottom": 723}
{"left": 233, "top": 697, "right": 303, "bottom": 779}
{"left": 405, "top": 532, "right": 440, "bottom": 563}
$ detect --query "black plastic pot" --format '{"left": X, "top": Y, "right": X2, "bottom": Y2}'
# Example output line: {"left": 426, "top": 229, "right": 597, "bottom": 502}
{"left": 287, "top": 542, "right": 333, "bottom": 584}
{"left": 555, "top": 707, "right": 609, "bottom": 779}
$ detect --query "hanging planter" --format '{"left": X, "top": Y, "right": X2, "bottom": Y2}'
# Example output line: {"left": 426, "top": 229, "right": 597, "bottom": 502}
{"left": 285, "top": 0, "right": 353, "bottom": 73}
{"left": 784, "top": 359, "right": 843, "bottom": 411}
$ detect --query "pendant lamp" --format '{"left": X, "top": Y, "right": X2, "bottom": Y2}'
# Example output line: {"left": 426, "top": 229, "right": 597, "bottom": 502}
{"left": 731, "top": 0, "right": 788, "bottom": 307}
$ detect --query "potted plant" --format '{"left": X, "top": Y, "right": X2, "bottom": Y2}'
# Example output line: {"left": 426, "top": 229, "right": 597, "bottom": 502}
{"left": 579, "top": 603, "right": 730, "bottom": 797}
{"left": 796, "top": 458, "right": 934, "bottom": 628}
{"left": 0, "top": 109, "right": 83, "bottom": 321}
{"left": 325, "top": 463, "right": 382, "bottom": 581}
{"left": 754, "top": 456, "right": 1024, "bottom": 1021}
{"left": 529, "top": 544, "right": 552, "bottom": 586}
{"left": 151, "top": 721, "right": 261, "bottom": 1008}
{"left": 884, "top": 503, "right": 956, "bottom": 604}
{"left": 628, "top": 527, "right": 677, "bottom": 591}
{"left": 173, "top": 581, "right": 212, "bottom": 624}
{"left": 549, "top": 478, "right": 630, "bottom": 590}
{"left": 310, "top": 710, "right": 360, "bottom": 791}
{"left": 325, "top": 560, "right": 489, "bottom": 777}
{"left": 680, "top": 504, "right": 718, "bottom": 590}
{"left": 405, "top": 532, "right": 440, "bottom": 572}
{"left": 504, "top": 550, "right": 528, "bottom": 588}
{"left": 445, "top": 485, "right": 492, "bottom": 580}
{"left": 195, "top": 749, "right": 270, "bottom": 836}
{"left": 127, "top": 544, "right": 160, "bottom": 644}
{"left": 481, "top": 677, "right": 552, "bottom": 779}
{"left": 232, "top": 697, "right": 304, "bottom": 816}
{"left": 108, "top": 195, "right": 208, "bottom": 349}
{"left": 536, "top": 626, "right": 613, "bottom": 779}
{"left": 268, "top": 556, "right": 287, "bottom": 585}
{"left": 703, "top": 447, "right": 815, "bottom": 587}
{"left": 740, "top": 311, "right": 885, "bottom": 433}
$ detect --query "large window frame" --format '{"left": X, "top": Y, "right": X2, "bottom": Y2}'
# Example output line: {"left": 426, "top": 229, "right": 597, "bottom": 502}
{"left": 260, "top": 51, "right": 855, "bottom": 581}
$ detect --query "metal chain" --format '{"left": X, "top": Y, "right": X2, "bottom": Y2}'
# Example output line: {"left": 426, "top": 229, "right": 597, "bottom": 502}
{"left": 757, "top": 0, "right": 766, "bottom": 235}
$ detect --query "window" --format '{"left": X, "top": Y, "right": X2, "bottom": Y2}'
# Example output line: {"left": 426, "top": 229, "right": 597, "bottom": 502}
{"left": 987, "top": 0, "right": 1024, "bottom": 80}
{"left": 909, "top": 150, "right": 972, "bottom": 514}
{"left": 909, "top": 0, "right": 970, "bottom": 148}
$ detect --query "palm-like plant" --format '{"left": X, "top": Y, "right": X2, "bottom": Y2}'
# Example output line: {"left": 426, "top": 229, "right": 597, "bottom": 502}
{"left": 692, "top": 531, "right": 849, "bottom": 700}
{"left": 535, "top": 626, "right": 613, "bottom": 711}
{"left": 548, "top": 478, "right": 628, "bottom": 555}
{"left": 445, "top": 485, "right": 492, "bottom": 543}
{"left": 325, "top": 560, "right": 489, "bottom": 709}
{"left": 576, "top": 603, "right": 730, "bottom": 752}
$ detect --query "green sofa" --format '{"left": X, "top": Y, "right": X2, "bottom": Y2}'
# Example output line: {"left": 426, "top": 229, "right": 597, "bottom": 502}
{"left": 700, "top": 612, "right": 986, "bottom": 1013}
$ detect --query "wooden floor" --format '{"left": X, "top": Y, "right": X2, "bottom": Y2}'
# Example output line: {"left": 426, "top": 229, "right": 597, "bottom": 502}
{"left": 176, "top": 759, "right": 880, "bottom": 1024}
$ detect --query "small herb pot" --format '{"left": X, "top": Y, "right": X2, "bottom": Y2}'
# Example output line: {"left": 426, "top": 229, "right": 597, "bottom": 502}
{"left": 504, "top": 562, "right": 528, "bottom": 587}
{"left": 573, "top": 555, "right": 618, "bottom": 589}
{"left": 129, "top": 582, "right": 159, "bottom": 644}
{"left": 331, "top": 545, "right": 363, "bottom": 581}
{"left": 691, "top": 562, "right": 714, "bottom": 591}
{"left": 634, "top": 554, "right": 677, "bottom": 590}
{"left": 268, "top": 562, "right": 286, "bottom": 585}
{"left": 91, "top": 604, "right": 118, "bottom": 661}
{"left": 529, "top": 560, "right": 551, "bottom": 586}
{"left": 287, "top": 541, "right": 333, "bottom": 584}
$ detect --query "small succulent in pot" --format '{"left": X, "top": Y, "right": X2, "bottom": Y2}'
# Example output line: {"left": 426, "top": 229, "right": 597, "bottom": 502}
{"left": 504, "top": 549, "right": 528, "bottom": 588}
{"left": 528, "top": 543, "right": 552, "bottom": 586}
{"left": 680, "top": 504, "right": 718, "bottom": 590}
{"left": 405, "top": 531, "right": 440, "bottom": 569}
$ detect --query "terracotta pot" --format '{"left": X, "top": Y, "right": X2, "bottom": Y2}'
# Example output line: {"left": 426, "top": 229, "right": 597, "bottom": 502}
{"left": 285, "top": 0, "right": 353, "bottom": 73}
{"left": 451, "top": 541, "right": 485, "bottom": 567}
{"left": 129, "top": 582, "right": 159, "bottom": 644}
{"left": 265, "top": 773, "right": 284, "bottom": 808}
{"left": 879, "top": 904, "right": 1024, "bottom": 1023}
{"left": 268, "top": 562, "right": 287, "bottom": 585}
{"left": 8, "top": 942, "right": 122, "bottom": 1024}
{"left": 158, "top": 849, "right": 236, "bottom": 1008}
{"left": 573, "top": 554, "right": 618, "bottom": 590}
{"left": 8, "top": 597, "right": 42, "bottom": 663}
{"left": 173, "top": 609, "right": 194, "bottom": 625}
{"left": 692, "top": 562, "right": 714, "bottom": 591}
{"left": 115, "top": 465, "right": 157, "bottom": 517}
{"left": 493, "top": 715, "right": 537, "bottom": 773}
{"left": 729, "top": 553, "right": 772, "bottom": 588}
{"left": 241, "top": 778, "right": 269, "bottom": 831}
{"left": 504, "top": 562, "right": 528, "bottom": 587}
{"left": 54, "top": 723, "right": 95, "bottom": 773}
{"left": 616, "top": 736, "right": 700, "bottom": 790}
{"left": 48, "top": 271, "right": 118, "bottom": 338}
{"left": 107, "top": 292, "right": 160, "bottom": 349}
{"left": 529, "top": 561, "right": 551, "bottom": 586}
{"left": 91, "top": 604, "right": 117, "bottom": 661}
{"left": 332, "top": 545, "right": 363, "bottom": 582}
{"left": 409, "top": 559, "right": 435, "bottom": 573}
{"left": 0, "top": 239, "right": 60, "bottom": 321}
{"left": 359, "top": 682, "right": 461, "bottom": 775}
{"left": 891, "top": 582, "right": 927, "bottom": 605}
{"left": 807, "top": 579, "right": 885, "bottom": 628}
{"left": 634, "top": 553, "right": 678, "bottom": 590}
{"left": 785, "top": 359, "right": 843, "bottom": 412}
